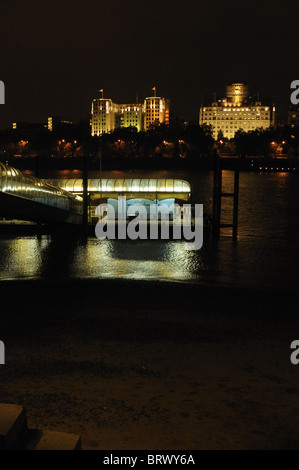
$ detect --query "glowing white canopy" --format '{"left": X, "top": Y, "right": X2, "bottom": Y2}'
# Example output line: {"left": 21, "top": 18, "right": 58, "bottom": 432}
{"left": 47, "top": 178, "right": 191, "bottom": 194}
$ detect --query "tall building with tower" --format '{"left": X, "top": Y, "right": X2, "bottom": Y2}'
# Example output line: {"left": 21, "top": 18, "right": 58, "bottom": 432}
{"left": 91, "top": 88, "right": 169, "bottom": 136}
{"left": 144, "top": 88, "right": 170, "bottom": 131}
{"left": 91, "top": 98, "right": 119, "bottom": 136}
{"left": 199, "top": 83, "right": 275, "bottom": 140}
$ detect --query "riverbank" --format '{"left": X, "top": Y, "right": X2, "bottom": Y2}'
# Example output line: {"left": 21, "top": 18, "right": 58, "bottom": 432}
{"left": 0, "top": 279, "right": 298, "bottom": 450}
{"left": 3, "top": 155, "right": 299, "bottom": 175}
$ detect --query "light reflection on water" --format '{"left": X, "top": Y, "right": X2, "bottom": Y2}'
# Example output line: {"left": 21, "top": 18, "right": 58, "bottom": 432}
{"left": 0, "top": 237, "right": 204, "bottom": 283}
{"left": 0, "top": 234, "right": 298, "bottom": 290}
{"left": 0, "top": 170, "right": 299, "bottom": 290}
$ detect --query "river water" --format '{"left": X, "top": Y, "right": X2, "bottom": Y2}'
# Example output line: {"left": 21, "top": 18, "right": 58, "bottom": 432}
{"left": 0, "top": 169, "right": 298, "bottom": 290}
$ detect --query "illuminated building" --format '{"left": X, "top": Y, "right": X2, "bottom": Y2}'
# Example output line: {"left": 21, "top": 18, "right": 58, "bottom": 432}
{"left": 288, "top": 105, "right": 299, "bottom": 128}
{"left": 118, "top": 104, "right": 144, "bottom": 132}
{"left": 91, "top": 89, "right": 169, "bottom": 135}
{"left": 199, "top": 83, "right": 275, "bottom": 140}
{"left": 91, "top": 98, "right": 119, "bottom": 136}
{"left": 144, "top": 89, "right": 170, "bottom": 131}
{"left": 48, "top": 116, "right": 73, "bottom": 132}
{"left": 11, "top": 122, "right": 47, "bottom": 139}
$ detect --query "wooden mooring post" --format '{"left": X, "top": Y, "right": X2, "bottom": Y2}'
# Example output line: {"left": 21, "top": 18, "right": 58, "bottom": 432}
{"left": 212, "top": 155, "right": 240, "bottom": 240}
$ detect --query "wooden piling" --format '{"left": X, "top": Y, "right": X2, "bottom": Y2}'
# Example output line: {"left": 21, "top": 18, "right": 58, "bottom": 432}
{"left": 212, "top": 156, "right": 240, "bottom": 240}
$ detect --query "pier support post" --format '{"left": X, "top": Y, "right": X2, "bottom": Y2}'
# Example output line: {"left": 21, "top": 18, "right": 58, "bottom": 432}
{"left": 212, "top": 154, "right": 240, "bottom": 240}
{"left": 82, "top": 154, "right": 89, "bottom": 236}
{"left": 233, "top": 169, "right": 239, "bottom": 240}
{"left": 212, "top": 154, "right": 222, "bottom": 239}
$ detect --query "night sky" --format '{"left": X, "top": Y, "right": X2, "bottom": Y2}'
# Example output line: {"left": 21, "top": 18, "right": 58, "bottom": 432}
{"left": 0, "top": 0, "right": 298, "bottom": 129}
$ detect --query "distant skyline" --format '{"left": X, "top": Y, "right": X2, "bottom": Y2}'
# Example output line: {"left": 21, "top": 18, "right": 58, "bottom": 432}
{"left": 0, "top": 0, "right": 298, "bottom": 129}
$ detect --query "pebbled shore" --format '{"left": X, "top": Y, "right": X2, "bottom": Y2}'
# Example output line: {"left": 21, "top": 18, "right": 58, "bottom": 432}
{"left": 0, "top": 279, "right": 298, "bottom": 450}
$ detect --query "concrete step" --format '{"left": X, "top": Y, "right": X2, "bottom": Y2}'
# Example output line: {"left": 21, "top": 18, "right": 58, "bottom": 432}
{"left": 0, "top": 403, "right": 81, "bottom": 450}
{"left": 32, "top": 430, "right": 81, "bottom": 450}
{"left": 17, "top": 428, "right": 81, "bottom": 451}
{"left": 0, "top": 403, "right": 27, "bottom": 450}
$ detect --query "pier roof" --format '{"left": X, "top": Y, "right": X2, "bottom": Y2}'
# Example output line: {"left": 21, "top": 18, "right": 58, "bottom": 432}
{"left": 47, "top": 178, "right": 191, "bottom": 194}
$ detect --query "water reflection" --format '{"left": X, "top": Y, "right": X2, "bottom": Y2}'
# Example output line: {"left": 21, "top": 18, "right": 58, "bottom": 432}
{"left": 72, "top": 238, "right": 201, "bottom": 281}
{"left": 38, "top": 234, "right": 83, "bottom": 279}
{"left": 0, "top": 233, "right": 298, "bottom": 290}
{"left": 0, "top": 237, "right": 44, "bottom": 279}
{"left": 0, "top": 171, "right": 299, "bottom": 290}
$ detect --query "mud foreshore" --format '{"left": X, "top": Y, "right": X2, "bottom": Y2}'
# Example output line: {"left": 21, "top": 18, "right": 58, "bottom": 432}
{"left": 0, "top": 279, "right": 298, "bottom": 450}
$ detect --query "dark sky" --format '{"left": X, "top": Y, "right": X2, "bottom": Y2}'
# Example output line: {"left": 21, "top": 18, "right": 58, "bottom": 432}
{"left": 0, "top": 0, "right": 298, "bottom": 129}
